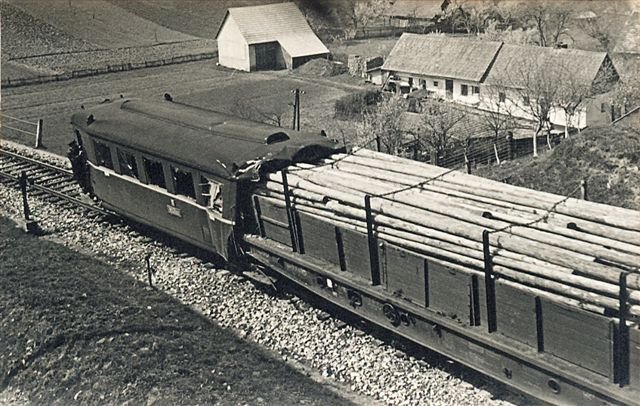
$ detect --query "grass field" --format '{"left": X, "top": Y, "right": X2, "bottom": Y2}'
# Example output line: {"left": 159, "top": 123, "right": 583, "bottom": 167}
{"left": 0, "top": 215, "right": 355, "bottom": 404}
{"left": 0, "top": 61, "right": 364, "bottom": 156}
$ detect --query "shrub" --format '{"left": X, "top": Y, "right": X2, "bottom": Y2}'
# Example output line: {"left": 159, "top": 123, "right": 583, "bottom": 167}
{"left": 334, "top": 89, "right": 382, "bottom": 120}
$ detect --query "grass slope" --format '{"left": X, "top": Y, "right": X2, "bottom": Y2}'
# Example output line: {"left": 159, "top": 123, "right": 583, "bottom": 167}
{"left": 477, "top": 126, "right": 640, "bottom": 210}
{"left": 108, "top": 0, "right": 282, "bottom": 40}
{"left": 7, "top": 0, "right": 197, "bottom": 49}
{"left": 0, "top": 216, "right": 352, "bottom": 405}
{"left": 0, "top": 2, "right": 95, "bottom": 59}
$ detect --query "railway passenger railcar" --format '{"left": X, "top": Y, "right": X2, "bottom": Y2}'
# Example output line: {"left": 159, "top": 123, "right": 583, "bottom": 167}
{"left": 70, "top": 97, "right": 640, "bottom": 405}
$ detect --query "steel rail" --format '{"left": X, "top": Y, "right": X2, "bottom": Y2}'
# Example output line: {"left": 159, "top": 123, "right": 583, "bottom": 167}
{"left": 0, "top": 147, "right": 112, "bottom": 217}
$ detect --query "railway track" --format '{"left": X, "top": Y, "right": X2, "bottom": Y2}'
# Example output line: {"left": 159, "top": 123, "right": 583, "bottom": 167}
{"left": 0, "top": 147, "right": 111, "bottom": 216}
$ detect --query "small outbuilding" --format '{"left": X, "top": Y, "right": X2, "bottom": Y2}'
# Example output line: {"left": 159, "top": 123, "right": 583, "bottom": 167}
{"left": 215, "top": 2, "right": 329, "bottom": 72}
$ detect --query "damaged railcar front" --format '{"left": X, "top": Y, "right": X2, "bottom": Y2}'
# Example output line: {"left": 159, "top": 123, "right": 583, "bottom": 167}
{"left": 69, "top": 97, "right": 343, "bottom": 260}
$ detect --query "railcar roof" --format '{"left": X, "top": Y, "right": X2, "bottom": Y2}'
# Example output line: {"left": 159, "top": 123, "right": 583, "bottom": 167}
{"left": 71, "top": 99, "right": 342, "bottom": 181}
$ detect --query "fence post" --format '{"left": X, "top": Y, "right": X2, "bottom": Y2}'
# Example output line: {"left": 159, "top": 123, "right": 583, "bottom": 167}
{"left": 507, "top": 132, "right": 514, "bottom": 161}
{"left": 35, "top": 119, "right": 43, "bottom": 149}
{"left": 19, "top": 171, "right": 31, "bottom": 221}
{"left": 430, "top": 150, "right": 438, "bottom": 166}
{"left": 580, "top": 179, "right": 588, "bottom": 201}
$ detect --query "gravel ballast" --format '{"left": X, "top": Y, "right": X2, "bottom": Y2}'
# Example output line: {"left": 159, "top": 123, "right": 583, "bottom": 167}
{"left": 0, "top": 146, "right": 526, "bottom": 405}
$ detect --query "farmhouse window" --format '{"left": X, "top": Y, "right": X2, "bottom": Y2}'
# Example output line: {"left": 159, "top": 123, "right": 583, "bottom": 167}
{"left": 461, "top": 84, "right": 469, "bottom": 96}
{"left": 117, "top": 149, "right": 138, "bottom": 179}
{"left": 419, "top": 79, "right": 426, "bottom": 89}
{"left": 172, "top": 166, "right": 196, "bottom": 200}
{"left": 93, "top": 140, "right": 113, "bottom": 169}
{"left": 601, "top": 102, "right": 608, "bottom": 113}
{"left": 433, "top": 81, "right": 439, "bottom": 87}
{"left": 200, "top": 176, "right": 223, "bottom": 213}
{"left": 473, "top": 86, "right": 480, "bottom": 94}
{"left": 408, "top": 77, "right": 414, "bottom": 87}
{"left": 499, "top": 92, "right": 506, "bottom": 103}
{"left": 143, "top": 157, "right": 166, "bottom": 189}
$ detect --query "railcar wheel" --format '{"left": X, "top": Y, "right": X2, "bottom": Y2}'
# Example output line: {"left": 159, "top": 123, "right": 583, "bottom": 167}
{"left": 382, "top": 303, "right": 401, "bottom": 326}
{"left": 347, "top": 290, "right": 363, "bottom": 308}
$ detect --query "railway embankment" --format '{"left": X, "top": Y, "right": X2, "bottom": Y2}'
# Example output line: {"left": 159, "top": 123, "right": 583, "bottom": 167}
{"left": 0, "top": 146, "right": 524, "bottom": 405}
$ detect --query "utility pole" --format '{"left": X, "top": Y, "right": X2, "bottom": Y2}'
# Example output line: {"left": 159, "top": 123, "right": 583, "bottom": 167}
{"left": 291, "top": 88, "right": 304, "bottom": 131}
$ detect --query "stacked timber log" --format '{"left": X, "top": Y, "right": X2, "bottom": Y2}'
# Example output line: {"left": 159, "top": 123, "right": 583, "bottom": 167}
{"left": 261, "top": 148, "right": 640, "bottom": 319}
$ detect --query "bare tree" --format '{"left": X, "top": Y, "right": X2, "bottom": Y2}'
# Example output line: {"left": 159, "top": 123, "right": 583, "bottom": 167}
{"left": 518, "top": 1, "right": 572, "bottom": 47}
{"left": 461, "top": 0, "right": 496, "bottom": 35}
{"left": 506, "top": 59, "right": 562, "bottom": 157}
{"left": 417, "top": 98, "right": 470, "bottom": 160}
{"left": 576, "top": 14, "right": 614, "bottom": 52}
{"left": 356, "top": 95, "right": 407, "bottom": 155}
{"left": 478, "top": 84, "right": 518, "bottom": 139}
{"left": 342, "top": 0, "right": 389, "bottom": 39}
{"left": 478, "top": 20, "right": 537, "bottom": 45}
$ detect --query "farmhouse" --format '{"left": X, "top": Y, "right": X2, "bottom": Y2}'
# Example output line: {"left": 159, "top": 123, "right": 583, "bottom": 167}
{"left": 215, "top": 2, "right": 329, "bottom": 72}
{"left": 483, "top": 44, "right": 618, "bottom": 130}
{"left": 382, "top": 33, "right": 503, "bottom": 104}
{"left": 382, "top": 33, "right": 619, "bottom": 130}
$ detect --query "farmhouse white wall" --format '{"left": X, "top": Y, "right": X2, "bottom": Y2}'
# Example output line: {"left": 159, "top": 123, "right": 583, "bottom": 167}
{"left": 217, "top": 15, "right": 250, "bottom": 72}
{"left": 389, "top": 72, "right": 481, "bottom": 104}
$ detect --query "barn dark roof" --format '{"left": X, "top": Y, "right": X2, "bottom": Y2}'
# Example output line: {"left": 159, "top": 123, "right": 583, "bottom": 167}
{"left": 71, "top": 99, "right": 342, "bottom": 181}
{"left": 382, "top": 34, "right": 503, "bottom": 82}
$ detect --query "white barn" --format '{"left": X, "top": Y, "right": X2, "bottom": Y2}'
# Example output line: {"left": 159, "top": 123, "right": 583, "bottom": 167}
{"left": 215, "top": 2, "right": 329, "bottom": 72}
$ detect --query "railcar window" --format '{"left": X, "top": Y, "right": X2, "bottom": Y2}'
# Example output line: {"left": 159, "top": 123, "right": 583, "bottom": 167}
{"left": 200, "top": 176, "right": 223, "bottom": 213}
{"left": 93, "top": 141, "right": 113, "bottom": 169}
{"left": 172, "top": 166, "right": 196, "bottom": 199}
{"left": 117, "top": 149, "right": 139, "bottom": 179}
{"left": 143, "top": 157, "right": 166, "bottom": 188}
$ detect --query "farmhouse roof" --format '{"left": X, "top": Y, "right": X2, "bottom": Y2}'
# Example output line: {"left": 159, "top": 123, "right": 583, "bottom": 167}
{"left": 382, "top": 34, "right": 503, "bottom": 82}
{"left": 484, "top": 44, "right": 609, "bottom": 88}
{"left": 71, "top": 99, "right": 341, "bottom": 181}
{"left": 215, "top": 2, "right": 328, "bottom": 58}
{"left": 382, "top": 0, "right": 444, "bottom": 19}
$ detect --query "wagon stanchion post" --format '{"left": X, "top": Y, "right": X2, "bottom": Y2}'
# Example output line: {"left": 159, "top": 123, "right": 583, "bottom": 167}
{"left": 616, "top": 271, "right": 629, "bottom": 386}
{"left": 364, "top": 195, "right": 381, "bottom": 285}
{"left": 483, "top": 230, "right": 497, "bottom": 333}
{"left": 35, "top": 119, "right": 43, "bottom": 149}
{"left": 281, "top": 169, "right": 298, "bottom": 252}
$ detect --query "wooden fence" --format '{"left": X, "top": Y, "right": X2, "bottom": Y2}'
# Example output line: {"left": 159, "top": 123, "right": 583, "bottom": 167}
{"left": 403, "top": 133, "right": 564, "bottom": 169}
{"left": 1, "top": 51, "right": 217, "bottom": 88}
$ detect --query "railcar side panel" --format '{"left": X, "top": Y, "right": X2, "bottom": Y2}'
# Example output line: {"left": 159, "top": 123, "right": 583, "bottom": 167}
{"left": 495, "top": 282, "right": 538, "bottom": 348}
{"left": 90, "top": 166, "right": 215, "bottom": 250}
{"left": 245, "top": 199, "right": 640, "bottom": 405}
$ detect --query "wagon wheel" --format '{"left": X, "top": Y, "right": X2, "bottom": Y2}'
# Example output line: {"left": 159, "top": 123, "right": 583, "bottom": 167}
{"left": 382, "top": 303, "right": 400, "bottom": 326}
